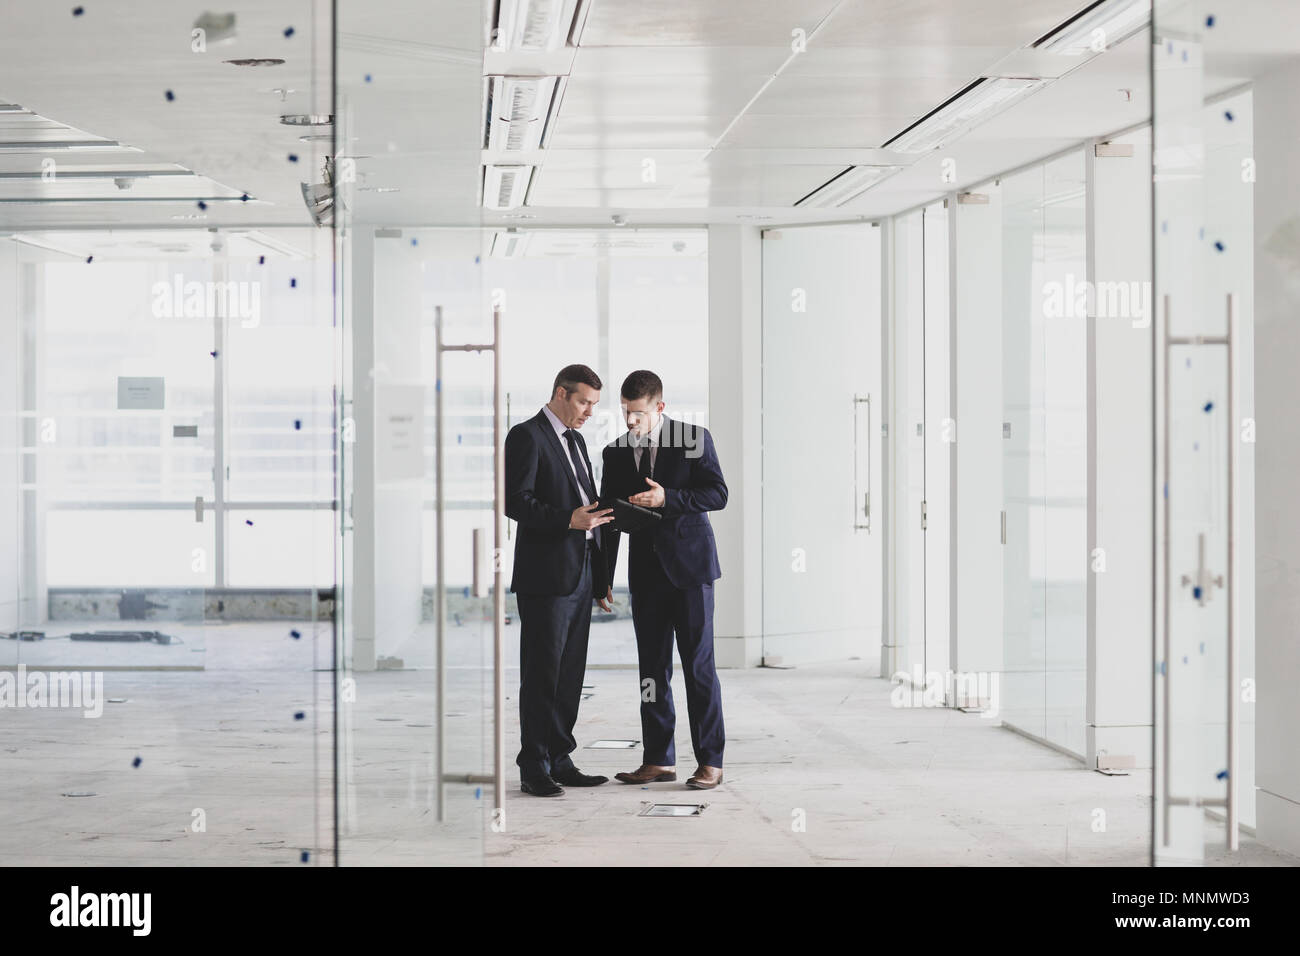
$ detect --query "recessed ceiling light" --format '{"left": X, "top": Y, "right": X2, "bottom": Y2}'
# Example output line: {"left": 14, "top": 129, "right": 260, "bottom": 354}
{"left": 0, "top": 140, "right": 129, "bottom": 152}
{"left": 225, "top": 58, "right": 285, "bottom": 67}
{"left": 280, "top": 114, "right": 333, "bottom": 126}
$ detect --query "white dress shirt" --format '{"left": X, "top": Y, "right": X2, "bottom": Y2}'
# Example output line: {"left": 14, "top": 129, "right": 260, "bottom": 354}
{"left": 541, "top": 404, "right": 593, "bottom": 539}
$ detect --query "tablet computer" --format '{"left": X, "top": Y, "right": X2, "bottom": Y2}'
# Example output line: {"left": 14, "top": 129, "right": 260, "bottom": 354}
{"left": 606, "top": 497, "right": 662, "bottom": 534}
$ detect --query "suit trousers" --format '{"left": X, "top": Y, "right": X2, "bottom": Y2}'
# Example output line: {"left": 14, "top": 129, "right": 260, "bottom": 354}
{"left": 629, "top": 548, "right": 725, "bottom": 769}
{"left": 514, "top": 540, "right": 595, "bottom": 780}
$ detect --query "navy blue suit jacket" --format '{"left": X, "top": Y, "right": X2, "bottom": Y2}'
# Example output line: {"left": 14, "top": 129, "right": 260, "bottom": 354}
{"left": 599, "top": 415, "right": 727, "bottom": 591}
{"left": 504, "top": 409, "right": 606, "bottom": 598}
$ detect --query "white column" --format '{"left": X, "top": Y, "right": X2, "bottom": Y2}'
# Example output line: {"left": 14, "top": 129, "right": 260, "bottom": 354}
{"left": 952, "top": 189, "right": 1004, "bottom": 690}
{"left": 1089, "top": 134, "right": 1154, "bottom": 770}
{"left": 348, "top": 229, "right": 426, "bottom": 671}
{"left": 708, "top": 225, "right": 763, "bottom": 667}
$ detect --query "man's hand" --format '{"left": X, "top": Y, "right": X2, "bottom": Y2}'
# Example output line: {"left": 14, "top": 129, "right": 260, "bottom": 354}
{"left": 596, "top": 586, "right": 614, "bottom": 612}
{"left": 628, "top": 477, "right": 665, "bottom": 509}
{"left": 569, "top": 502, "right": 614, "bottom": 531}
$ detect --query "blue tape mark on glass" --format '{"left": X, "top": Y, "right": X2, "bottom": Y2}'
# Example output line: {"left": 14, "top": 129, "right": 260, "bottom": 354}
{"left": 73, "top": 6, "right": 84, "bottom": 15}
{"left": 197, "top": 200, "right": 207, "bottom": 211}
{"left": 1206, "top": 15, "right": 1216, "bottom": 28}
{"left": 165, "top": 90, "right": 175, "bottom": 102}
{"left": 1214, "top": 240, "right": 1225, "bottom": 252}
{"left": 245, "top": 519, "right": 253, "bottom": 526}
{"left": 1216, "top": 769, "right": 1228, "bottom": 780}
{"left": 288, "top": 153, "right": 299, "bottom": 163}
{"left": 85, "top": 256, "right": 93, "bottom": 264}
{"left": 294, "top": 419, "right": 302, "bottom": 430}
{"left": 365, "top": 74, "right": 373, "bottom": 83}
{"left": 475, "top": 787, "right": 481, "bottom": 799}
{"left": 1204, "top": 401, "right": 1214, "bottom": 412}
{"left": 1224, "top": 110, "right": 1234, "bottom": 122}
{"left": 284, "top": 26, "right": 295, "bottom": 38}
{"left": 301, "top": 850, "right": 310, "bottom": 863}
{"left": 290, "top": 629, "right": 301, "bottom": 640}
{"left": 1193, "top": 587, "right": 1202, "bottom": 600}
{"left": 294, "top": 711, "right": 305, "bottom": 720}
{"left": 258, "top": 255, "right": 265, "bottom": 265}
{"left": 132, "top": 756, "right": 142, "bottom": 768}
{"left": 290, "top": 277, "right": 297, "bottom": 288}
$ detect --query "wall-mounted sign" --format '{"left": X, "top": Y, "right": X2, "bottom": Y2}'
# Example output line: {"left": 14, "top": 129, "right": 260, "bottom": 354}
{"left": 117, "top": 377, "right": 165, "bottom": 410}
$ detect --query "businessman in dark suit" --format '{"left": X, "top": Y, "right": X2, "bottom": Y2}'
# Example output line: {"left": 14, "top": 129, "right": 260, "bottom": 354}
{"left": 505, "top": 364, "right": 615, "bottom": 797}
{"left": 599, "top": 370, "right": 728, "bottom": 790}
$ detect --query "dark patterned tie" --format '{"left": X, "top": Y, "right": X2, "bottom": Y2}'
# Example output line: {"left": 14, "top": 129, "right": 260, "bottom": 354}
{"left": 638, "top": 435, "right": 654, "bottom": 483}
{"left": 563, "top": 429, "right": 599, "bottom": 505}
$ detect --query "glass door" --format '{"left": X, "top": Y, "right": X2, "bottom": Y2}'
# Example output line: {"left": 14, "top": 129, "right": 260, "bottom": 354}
{"left": 1151, "top": 0, "right": 1255, "bottom": 863}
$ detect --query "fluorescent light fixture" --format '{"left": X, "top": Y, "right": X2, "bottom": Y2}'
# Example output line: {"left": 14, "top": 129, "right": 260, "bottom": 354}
{"left": 484, "top": 75, "right": 564, "bottom": 152}
{"left": 0, "top": 140, "right": 132, "bottom": 152}
{"left": 279, "top": 114, "right": 333, "bottom": 126}
{"left": 0, "top": 169, "right": 193, "bottom": 180}
{"left": 483, "top": 164, "right": 534, "bottom": 209}
{"left": 490, "top": 230, "right": 528, "bottom": 257}
{"left": 492, "top": 0, "right": 587, "bottom": 51}
{"left": 885, "top": 77, "right": 1044, "bottom": 154}
{"left": 796, "top": 165, "right": 901, "bottom": 207}
{"left": 1036, "top": 0, "right": 1150, "bottom": 55}
{"left": 6, "top": 233, "right": 87, "bottom": 258}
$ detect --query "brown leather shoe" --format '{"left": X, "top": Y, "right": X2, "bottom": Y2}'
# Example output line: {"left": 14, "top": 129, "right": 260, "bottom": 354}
{"left": 685, "top": 765, "right": 723, "bottom": 790}
{"left": 614, "top": 764, "right": 677, "bottom": 784}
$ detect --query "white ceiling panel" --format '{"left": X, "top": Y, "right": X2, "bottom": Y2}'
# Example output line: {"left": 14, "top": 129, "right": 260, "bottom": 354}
{"left": 717, "top": 113, "right": 928, "bottom": 149}
{"left": 557, "top": 71, "right": 772, "bottom": 121}
{"left": 546, "top": 114, "right": 735, "bottom": 150}
{"left": 580, "top": 0, "right": 845, "bottom": 46}
{"left": 745, "top": 73, "right": 973, "bottom": 118}
{"left": 816, "top": 0, "right": 1084, "bottom": 48}
{"left": 670, "top": 164, "right": 845, "bottom": 206}
{"left": 780, "top": 44, "right": 1015, "bottom": 79}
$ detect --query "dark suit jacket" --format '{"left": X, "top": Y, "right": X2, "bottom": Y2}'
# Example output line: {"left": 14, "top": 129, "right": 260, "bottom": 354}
{"left": 504, "top": 409, "right": 606, "bottom": 598}
{"left": 599, "top": 415, "right": 727, "bottom": 591}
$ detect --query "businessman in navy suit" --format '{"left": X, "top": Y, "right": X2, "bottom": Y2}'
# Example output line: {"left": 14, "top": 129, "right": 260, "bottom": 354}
{"left": 599, "top": 370, "right": 728, "bottom": 790}
{"left": 505, "top": 364, "right": 615, "bottom": 797}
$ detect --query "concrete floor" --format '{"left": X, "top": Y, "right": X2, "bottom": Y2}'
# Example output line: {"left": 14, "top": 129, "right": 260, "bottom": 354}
{"left": 2, "top": 620, "right": 1295, "bottom": 867}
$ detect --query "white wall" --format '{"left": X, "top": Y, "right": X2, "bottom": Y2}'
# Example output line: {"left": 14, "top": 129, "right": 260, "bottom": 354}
{"left": 1252, "top": 60, "right": 1300, "bottom": 856}
{"left": 0, "top": 244, "right": 19, "bottom": 635}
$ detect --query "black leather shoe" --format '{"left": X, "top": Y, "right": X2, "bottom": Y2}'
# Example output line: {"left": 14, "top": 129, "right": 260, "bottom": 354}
{"left": 520, "top": 775, "right": 564, "bottom": 797}
{"left": 551, "top": 767, "right": 608, "bottom": 787}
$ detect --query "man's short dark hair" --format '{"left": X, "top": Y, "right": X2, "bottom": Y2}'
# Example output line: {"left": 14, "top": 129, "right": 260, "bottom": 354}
{"left": 621, "top": 369, "right": 663, "bottom": 404}
{"left": 552, "top": 364, "right": 602, "bottom": 399}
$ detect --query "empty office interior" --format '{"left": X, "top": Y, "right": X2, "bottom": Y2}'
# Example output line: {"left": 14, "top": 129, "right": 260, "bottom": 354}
{"left": 1, "top": 0, "right": 1298, "bottom": 867}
